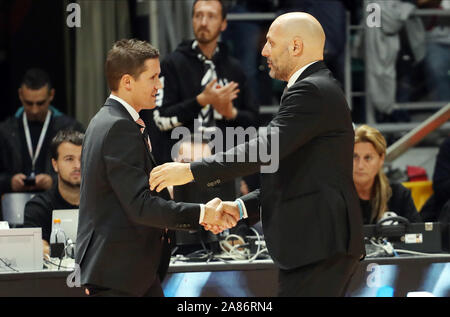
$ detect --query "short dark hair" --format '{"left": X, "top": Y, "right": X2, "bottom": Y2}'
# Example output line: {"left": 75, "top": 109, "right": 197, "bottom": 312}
{"left": 105, "top": 39, "right": 160, "bottom": 91}
{"left": 21, "top": 68, "right": 53, "bottom": 90}
{"left": 51, "top": 130, "right": 84, "bottom": 160}
{"left": 192, "top": 0, "right": 227, "bottom": 20}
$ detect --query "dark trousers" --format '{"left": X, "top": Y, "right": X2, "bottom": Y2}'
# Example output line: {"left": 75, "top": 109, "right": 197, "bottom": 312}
{"left": 86, "top": 277, "right": 164, "bottom": 297}
{"left": 278, "top": 253, "right": 359, "bottom": 297}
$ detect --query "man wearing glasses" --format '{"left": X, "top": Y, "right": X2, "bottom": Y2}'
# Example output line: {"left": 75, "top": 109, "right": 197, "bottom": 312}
{"left": 0, "top": 68, "right": 84, "bottom": 198}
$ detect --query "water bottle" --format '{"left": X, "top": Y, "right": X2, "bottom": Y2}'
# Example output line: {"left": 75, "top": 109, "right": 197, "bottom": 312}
{"left": 50, "top": 218, "right": 67, "bottom": 259}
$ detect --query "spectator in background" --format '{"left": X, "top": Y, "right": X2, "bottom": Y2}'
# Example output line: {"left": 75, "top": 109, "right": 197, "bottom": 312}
{"left": 23, "top": 130, "right": 83, "bottom": 259}
{"left": 221, "top": 0, "right": 275, "bottom": 105}
{"left": 364, "top": 0, "right": 426, "bottom": 122}
{"left": 143, "top": 0, "right": 259, "bottom": 201}
{"left": 353, "top": 125, "right": 422, "bottom": 224}
{"left": 419, "top": 0, "right": 450, "bottom": 101}
{"left": 0, "top": 68, "right": 84, "bottom": 198}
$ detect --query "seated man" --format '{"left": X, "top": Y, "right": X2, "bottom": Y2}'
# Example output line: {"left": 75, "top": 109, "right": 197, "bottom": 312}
{"left": 0, "top": 68, "right": 84, "bottom": 198}
{"left": 353, "top": 125, "right": 422, "bottom": 224}
{"left": 23, "top": 130, "right": 83, "bottom": 258}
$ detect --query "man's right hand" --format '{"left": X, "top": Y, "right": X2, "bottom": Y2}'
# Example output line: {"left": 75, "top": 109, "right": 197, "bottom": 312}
{"left": 11, "top": 173, "right": 27, "bottom": 192}
{"left": 196, "top": 79, "right": 240, "bottom": 109}
{"left": 202, "top": 198, "right": 238, "bottom": 235}
{"left": 35, "top": 173, "right": 53, "bottom": 191}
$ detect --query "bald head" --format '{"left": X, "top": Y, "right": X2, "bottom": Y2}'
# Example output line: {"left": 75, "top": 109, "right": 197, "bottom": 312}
{"left": 275, "top": 12, "right": 325, "bottom": 56}
{"left": 262, "top": 12, "right": 325, "bottom": 81}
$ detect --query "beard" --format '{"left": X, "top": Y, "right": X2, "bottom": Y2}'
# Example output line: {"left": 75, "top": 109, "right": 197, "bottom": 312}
{"left": 269, "top": 63, "right": 290, "bottom": 82}
{"left": 268, "top": 48, "right": 292, "bottom": 81}
{"left": 194, "top": 27, "right": 221, "bottom": 45}
{"left": 59, "top": 175, "right": 81, "bottom": 189}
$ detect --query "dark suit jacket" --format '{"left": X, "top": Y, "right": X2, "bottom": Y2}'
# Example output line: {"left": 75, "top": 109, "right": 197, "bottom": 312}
{"left": 191, "top": 61, "right": 365, "bottom": 270}
{"left": 75, "top": 99, "right": 201, "bottom": 296}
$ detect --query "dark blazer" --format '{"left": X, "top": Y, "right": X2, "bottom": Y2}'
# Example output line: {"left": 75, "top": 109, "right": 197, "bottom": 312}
{"left": 191, "top": 61, "right": 365, "bottom": 270}
{"left": 360, "top": 183, "right": 422, "bottom": 224}
{"left": 75, "top": 99, "right": 201, "bottom": 296}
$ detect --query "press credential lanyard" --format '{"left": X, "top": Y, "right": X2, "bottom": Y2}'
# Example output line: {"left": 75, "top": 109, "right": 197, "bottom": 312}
{"left": 23, "top": 110, "right": 52, "bottom": 175}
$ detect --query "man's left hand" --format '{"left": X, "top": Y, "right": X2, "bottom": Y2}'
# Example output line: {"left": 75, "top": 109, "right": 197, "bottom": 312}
{"left": 149, "top": 162, "right": 194, "bottom": 192}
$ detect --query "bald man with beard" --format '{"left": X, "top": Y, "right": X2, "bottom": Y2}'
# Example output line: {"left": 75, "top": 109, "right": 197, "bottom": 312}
{"left": 149, "top": 13, "right": 365, "bottom": 297}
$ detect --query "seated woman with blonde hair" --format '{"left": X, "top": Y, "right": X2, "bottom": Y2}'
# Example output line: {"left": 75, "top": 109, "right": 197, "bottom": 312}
{"left": 353, "top": 125, "right": 422, "bottom": 224}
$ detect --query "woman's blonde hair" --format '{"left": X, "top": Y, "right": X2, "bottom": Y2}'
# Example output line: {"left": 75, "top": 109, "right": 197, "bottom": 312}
{"left": 354, "top": 125, "right": 392, "bottom": 222}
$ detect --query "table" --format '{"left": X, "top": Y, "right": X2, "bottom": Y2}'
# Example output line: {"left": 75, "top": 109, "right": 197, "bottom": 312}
{"left": 163, "top": 255, "right": 450, "bottom": 297}
{"left": 1, "top": 255, "right": 449, "bottom": 297}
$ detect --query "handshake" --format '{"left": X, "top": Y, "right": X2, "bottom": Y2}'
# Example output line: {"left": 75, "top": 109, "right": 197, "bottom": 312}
{"left": 201, "top": 198, "right": 240, "bottom": 234}
{"left": 148, "top": 162, "right": 242, "bottom": 234}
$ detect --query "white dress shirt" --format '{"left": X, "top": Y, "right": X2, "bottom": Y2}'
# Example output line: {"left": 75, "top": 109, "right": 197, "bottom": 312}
{"left": 108, "top": 94, "right": 140, "bottom": 121}
{"left": 287, "top": 60, "right": 320, "bottom": 88}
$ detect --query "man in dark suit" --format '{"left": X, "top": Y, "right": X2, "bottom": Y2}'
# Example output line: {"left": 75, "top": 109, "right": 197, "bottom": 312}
{"left": 75, "top": 39, "right": 236, "bottom": 297}
{"left": 150, "top": 13, "right": 365, "bottom": 296}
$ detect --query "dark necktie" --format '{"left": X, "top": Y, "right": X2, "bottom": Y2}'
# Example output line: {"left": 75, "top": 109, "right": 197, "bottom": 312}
{"left": 136, "top": 117, "right": 152, "bottom": 152}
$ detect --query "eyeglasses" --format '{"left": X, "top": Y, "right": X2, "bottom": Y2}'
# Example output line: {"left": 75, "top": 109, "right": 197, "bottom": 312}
{"left": 23, "top": 99, "right": 48, "bottom": 107}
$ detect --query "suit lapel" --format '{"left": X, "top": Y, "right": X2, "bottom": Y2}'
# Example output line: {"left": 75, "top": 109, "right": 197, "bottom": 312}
{"left": 296, "top": 60, "right": 327, "bottom": 82}
{"left": 141, "top": 134, "right": 157, "bottom": 166}
{"left": 281, "top": 61, "right": 328, "bottom": 103}
{"left": 104, "top": 98, "right": 158, "bottom": 166}
{"left": 105, "top": 99, "right": 172, "bottom": 200}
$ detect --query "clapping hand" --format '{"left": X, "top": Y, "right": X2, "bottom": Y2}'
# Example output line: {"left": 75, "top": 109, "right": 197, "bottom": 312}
{"left": 214, "top": 101, "right": 238, "bottom": 120}
{"left": 197, "top": 79, "right": 239, "bottom": 119}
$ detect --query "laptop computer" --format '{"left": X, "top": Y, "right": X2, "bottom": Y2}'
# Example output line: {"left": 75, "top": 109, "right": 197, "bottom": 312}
{"left": 51, "top": 209, "right": 79, "bottom": 243}
{"left": 0, "top": 228, "right": 43, "bottom": 272}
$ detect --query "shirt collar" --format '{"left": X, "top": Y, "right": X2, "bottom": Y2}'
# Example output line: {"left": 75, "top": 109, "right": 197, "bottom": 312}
{"left": 108, "top": 94, "right": 140, "bottom": 122}
{"left": 192, "top": 40, "right": 219, "bottom": 57}
{"left": 287, "top": 61, "right": 320, "bottom": 88}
